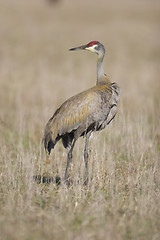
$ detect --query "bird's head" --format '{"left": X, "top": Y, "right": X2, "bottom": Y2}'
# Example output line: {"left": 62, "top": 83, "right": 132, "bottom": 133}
{"left": 69, "top": 41, "right": 105, "bottom": 58}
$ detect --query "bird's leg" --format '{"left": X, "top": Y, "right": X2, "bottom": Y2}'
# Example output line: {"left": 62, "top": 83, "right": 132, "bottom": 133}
{"left": 64, "top": 140, "right": 76, "bottom": 182}
{"left": 84, "top": 131, "right": 91, "bottom": 186}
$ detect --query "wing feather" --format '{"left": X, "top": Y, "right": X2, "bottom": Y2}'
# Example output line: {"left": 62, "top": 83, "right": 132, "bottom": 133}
{"left": 43, "top": 81, "right": 118, "bottom": 153}
{"left": 45, "top": 90, "right": 100, "bottom": 141}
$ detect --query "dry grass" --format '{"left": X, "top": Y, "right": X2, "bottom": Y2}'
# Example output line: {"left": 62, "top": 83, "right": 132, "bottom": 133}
{"left": 0, "top": 0, "right": 160, "bottom": 239}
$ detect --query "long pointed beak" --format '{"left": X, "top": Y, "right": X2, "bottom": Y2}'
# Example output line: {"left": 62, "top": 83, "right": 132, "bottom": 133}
{"left": 69, "top": 44, "right": 87, "bottom": 51}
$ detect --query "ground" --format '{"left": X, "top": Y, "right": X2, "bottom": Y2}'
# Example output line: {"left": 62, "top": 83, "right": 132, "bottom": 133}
{"left": 0, "top": 0, "right": 160, "bottom": 239}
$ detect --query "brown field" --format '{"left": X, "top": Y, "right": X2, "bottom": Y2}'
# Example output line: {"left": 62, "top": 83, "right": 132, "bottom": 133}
{"left": 0, "top": 0, "right": 160, "bottom": 239}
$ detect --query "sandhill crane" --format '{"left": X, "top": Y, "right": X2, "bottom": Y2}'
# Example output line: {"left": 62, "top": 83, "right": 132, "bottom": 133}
{"left": 44, "top": 41, "right": 120, "bottom": 185}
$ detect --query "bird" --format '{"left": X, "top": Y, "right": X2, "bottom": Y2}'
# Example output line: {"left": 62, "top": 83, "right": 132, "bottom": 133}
{"left": 43, "top": 41, "right": 120, "bottom": 185}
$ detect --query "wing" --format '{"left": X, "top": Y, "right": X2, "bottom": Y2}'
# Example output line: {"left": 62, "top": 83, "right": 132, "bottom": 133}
{"left": 46, "top": 89, "right": 103, "bottom": 136}
{"left": 44, "top": 85, "right": 110, "bottom": 150}
{"left": 43, "top": 80, "right": 120, "bottom": 153}
{"left": 99, "top": 82, "right": 120, "bottom": 129}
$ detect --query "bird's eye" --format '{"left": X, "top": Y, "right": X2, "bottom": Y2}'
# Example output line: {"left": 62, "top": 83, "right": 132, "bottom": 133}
{"left": 94, "top": 45, "right": 99, "bottom": 50}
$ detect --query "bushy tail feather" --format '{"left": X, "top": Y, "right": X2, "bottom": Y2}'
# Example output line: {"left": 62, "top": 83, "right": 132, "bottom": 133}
{"left": 43, "top": 132, "right": 55, "bottom": 155}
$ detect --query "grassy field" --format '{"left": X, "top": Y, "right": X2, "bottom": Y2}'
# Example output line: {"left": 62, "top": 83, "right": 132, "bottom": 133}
{"left": 0, "top": 0, "right": 160, "bottom": 239}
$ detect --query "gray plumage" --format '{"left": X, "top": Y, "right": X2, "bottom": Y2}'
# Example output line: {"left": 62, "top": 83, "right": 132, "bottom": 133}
{"left": 43, "top": 41, "right": 120, "bottom": 185}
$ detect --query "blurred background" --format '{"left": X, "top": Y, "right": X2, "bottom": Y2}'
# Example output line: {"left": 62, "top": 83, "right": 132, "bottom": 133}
{"left": 0, "top": 0, "right": 159, "bottom": 141}
{"left": 0, "top": 1, "right": 160, "bottom": 239}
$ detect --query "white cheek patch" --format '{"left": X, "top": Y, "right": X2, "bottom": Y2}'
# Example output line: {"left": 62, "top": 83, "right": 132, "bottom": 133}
{"left": 85, "top": 45, "right": 96, "bottom": 52}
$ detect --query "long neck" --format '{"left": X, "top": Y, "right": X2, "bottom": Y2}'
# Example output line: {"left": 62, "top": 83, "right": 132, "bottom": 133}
{"left": 97, "top": 55, "right": 104, "bottom": 84}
